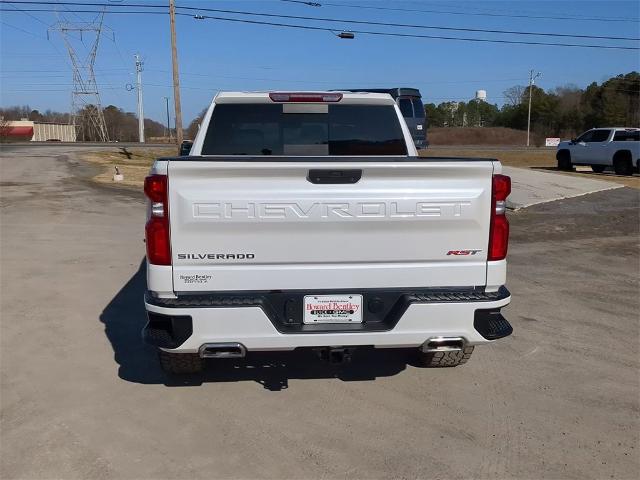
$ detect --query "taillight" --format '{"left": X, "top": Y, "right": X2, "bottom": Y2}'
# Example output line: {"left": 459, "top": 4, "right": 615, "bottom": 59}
{"left": 144, "top": 174, "right": 171, "bottom": 265}
{"left": 488, "top": 174, "right": 511, "bottom": 261}
{"left": 269, "top": 92, "right": 343, "bottom": 103}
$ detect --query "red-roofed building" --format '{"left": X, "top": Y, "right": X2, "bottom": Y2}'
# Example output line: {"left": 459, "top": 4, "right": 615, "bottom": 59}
{"left": 0, "top": 119, "right": 77, "bottom": 142}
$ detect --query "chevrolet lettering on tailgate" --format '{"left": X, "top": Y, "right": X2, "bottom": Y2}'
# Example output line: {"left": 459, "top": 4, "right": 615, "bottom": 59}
{"left": 192, "top": 200, "right": 474, "bottom": 221}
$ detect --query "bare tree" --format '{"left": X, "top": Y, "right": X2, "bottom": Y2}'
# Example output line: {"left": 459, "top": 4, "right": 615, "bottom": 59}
{"left": 503, "top": 85, "right": 526, "bottom": 106}
{"left": 0, "top": 117, "right": 11, "bottom": 143}
{"left": 186, "top": 108, "right": 207, "bottom": 140}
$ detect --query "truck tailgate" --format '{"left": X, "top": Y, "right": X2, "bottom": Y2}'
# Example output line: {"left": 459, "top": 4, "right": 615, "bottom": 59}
{"left": 168, "top": 159, "right": 494, "bottom": 292}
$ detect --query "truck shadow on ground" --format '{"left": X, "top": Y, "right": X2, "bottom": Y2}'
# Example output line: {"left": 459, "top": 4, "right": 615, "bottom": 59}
{"left": 100, "top": 260, "right": 411, "bottom": 391}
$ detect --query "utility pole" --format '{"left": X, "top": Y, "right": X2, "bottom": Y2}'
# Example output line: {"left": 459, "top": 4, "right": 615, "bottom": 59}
{"left": 527, "top": 69, "right": 541, "bottom": 147}
{"left": 135, "top": 54, "right": 145, "bottom": 143}
{"left": 163, "top": 96, "right": 171, "bottom": 141}
{"left": 169, "top": 0, "right": 183, "bottom": 144}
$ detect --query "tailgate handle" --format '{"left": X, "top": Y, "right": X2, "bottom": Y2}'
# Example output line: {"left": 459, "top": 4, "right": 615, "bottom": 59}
{"left": 308, "top": 169, "right": 362, "bottom": 184}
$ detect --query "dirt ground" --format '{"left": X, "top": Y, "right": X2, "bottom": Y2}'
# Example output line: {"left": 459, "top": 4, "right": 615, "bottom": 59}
{"left": 82, "top": 146, "right": 174, "bottom": 189}
{"left": 427, "top": 127, "right": 538, "bottom": 146}
{"left": 1, "top": 144, "right": 638, "bottom": 479}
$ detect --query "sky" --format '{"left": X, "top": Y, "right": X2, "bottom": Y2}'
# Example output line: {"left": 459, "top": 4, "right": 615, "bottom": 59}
{"left": 1, "top": 0, "right": 639, "bottom": 125}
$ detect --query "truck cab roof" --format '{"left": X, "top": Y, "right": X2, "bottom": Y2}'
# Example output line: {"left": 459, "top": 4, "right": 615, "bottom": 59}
{"left": 588, "top": 127, "right": 639, "bottom": 131}
{"left": 333, "top": 88, "right": 422, "bottom": 99}
{"left": 214, "top": 91, "right": 397, "bottom": 105}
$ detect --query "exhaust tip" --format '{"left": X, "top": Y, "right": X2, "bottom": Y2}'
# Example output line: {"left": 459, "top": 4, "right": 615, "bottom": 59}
{"left": 421, "top": 337, "right": 465, "bottom": 353}
{"left": 199, "top": 342, "right": 247, "bottom": 359}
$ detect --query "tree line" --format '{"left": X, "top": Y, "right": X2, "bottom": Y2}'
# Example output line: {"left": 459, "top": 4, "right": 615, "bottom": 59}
{"left": 425, "top": 72, "right": 639, "bottom": 138}
{"left": 0, "top": 104, "right": 169, "bottom": 142}
{"left": 187, "top": 72, "right": 638, "bottom": 141}
{"left": 2, "top": 71, "right": 637, "bottom": 142}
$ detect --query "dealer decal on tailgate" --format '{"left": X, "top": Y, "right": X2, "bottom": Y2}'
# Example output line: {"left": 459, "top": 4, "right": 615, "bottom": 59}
{"left": 303, "top": 295, "right": 363, "bottom": 324}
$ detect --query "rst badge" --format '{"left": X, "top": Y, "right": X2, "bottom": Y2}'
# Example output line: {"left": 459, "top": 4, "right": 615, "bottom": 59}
{"left": 447, "top": 249, "right": 482, "bottom": 256}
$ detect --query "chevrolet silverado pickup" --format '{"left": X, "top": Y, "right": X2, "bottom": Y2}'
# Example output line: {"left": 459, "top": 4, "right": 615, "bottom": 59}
{"left": 557, "top": 128, "right": 640, "bottom": 175}
{"left": 143, "top": 91, "right": 513, "bottom": 374}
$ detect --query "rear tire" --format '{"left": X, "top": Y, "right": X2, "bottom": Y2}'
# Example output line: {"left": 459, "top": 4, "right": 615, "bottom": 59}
{"left": 591, "top": 165, "right": 606, "bottom": 173}
{"left": 414, "top": 346, "right": 474, "bottom": 367}
{"left": 613, "top": 152, "right": 633, "bottom": 176}
{"left": 159, "top": 350, "right": 204, "bottom": 374}
{"left": 557, "top": 150, "right": 572, "bottom": 171}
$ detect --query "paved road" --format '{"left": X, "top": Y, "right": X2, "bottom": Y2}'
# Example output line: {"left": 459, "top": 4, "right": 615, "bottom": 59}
{"left": 1, "top": 149, "right": 638, "bottom": 479}
{"left": 503, "top": 166, "right": 621, "bottom": 209}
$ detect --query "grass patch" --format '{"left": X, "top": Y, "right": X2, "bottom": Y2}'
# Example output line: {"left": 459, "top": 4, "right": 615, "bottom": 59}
{"left": 82, "top": 146, "right": 176, "bottom": 189}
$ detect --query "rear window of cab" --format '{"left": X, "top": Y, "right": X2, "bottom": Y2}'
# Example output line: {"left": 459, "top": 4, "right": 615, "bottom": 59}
{"left": 397, "top": 97, "right": 425, "bottom": 119}
{"left": 202, "top": 104, "right": 408, "bottom": 156}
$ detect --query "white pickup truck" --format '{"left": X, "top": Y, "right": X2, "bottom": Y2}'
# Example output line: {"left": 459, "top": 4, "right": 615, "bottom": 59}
{"left": 143, "top": 91, "right": 513, "bottom": 374}
{"left": 556, "top": 128, "right": 640, "bottom": 175}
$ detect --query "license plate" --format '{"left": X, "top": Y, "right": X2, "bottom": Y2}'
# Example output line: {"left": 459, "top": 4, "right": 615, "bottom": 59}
{"left": 303, "top": 294, "right": 363, "bottom": 324}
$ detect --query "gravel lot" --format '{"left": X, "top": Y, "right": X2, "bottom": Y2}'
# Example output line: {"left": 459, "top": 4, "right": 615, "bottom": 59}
{"left": 1, "top": 145, "right": 638, "bottom": 479}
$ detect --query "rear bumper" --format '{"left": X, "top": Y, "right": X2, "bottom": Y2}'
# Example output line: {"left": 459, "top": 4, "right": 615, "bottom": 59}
{"left": 143, "top": 287, "right": 511, "bottom": 353}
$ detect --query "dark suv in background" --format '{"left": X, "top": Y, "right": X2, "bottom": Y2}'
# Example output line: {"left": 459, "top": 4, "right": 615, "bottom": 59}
{"left": 337, "top": 88, "right": 428, "bottom": 149}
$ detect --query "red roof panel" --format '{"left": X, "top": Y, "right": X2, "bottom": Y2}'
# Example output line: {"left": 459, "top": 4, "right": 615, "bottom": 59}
{"left": 5, "top": 126, "right": 34, "bottom": 136}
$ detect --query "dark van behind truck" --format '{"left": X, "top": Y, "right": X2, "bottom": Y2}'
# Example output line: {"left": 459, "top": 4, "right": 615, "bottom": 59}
{"left": 336, "top": 88, "right": 427, "bottom": 149}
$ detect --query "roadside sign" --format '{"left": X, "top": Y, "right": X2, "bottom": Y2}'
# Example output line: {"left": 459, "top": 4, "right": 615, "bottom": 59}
{"left": 545, "top": 138, "right": 561, "bottom": 147}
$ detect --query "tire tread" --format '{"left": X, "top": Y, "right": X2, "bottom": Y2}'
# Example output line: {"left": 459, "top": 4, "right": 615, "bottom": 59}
{"left": 613, "top": 153, "right": 633, "bottom": 176}
{"left": 557, "top": 150, "right": 572, "bottom": 171}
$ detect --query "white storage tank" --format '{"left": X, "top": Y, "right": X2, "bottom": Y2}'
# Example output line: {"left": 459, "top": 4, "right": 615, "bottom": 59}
{"left": 475, "top": 90, "right": 487, "bottom": 101}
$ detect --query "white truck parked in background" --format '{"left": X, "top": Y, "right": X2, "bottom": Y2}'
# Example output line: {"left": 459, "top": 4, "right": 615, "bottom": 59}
{"left": 143, "top": 91, "right": 513, "bottom": 374}
{"left": 556, "top": 128, "right": 640, "bottom": 175}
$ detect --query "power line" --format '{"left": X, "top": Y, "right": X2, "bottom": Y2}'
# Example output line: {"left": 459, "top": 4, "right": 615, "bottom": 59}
{"left": 128, "top": 68, "right": 532, "bottom": 86}
{"left": 2, "top": 6, "right": 639, "bottom": 50}
{"left": 419, "top": 1, "right": 629, "bottom": 20}
{"left": 280, "top": 0, "right": 321, "bottom": 6}
{"left": 112, "top": 39, "right": 131, "bottom": 72}
{"left": 2, "top": 2, "right": 75, "bottom": 65}
{"left": 0, "top": 66, "right": 529, "bottom": 85}
{"left": 4, "top": 0, "right": 50, "bottom": 26}
{"left": 191, "top": 14, "right": 640, "bottom": 51}
{"left": 1, "top": 67, "right": 130, "bottom": 72}
{"left": 0, "top": 19, "right": 47, "bottom": 38}
{"left": 5, "top": 1, "right": 640, "bottom": 41}
{"left": 177, "top": 4, "right": 640, "bottom": 41}
{"left": 1, "top": 81, "right": 125, "bottom": 85}
{"left": 3, "top": 1, "right": 80, "bottom": 41}
{"left": 1, "top": 83, "right": 216, "bottom": 92}
{"left": 316, "top": 1, "right": 640, "bottom": 24}
{"left": 53, "top": 0, "right": 85, "bottom": 23}
{"left": 0, "top": 6, "right": 167, "bottom": 15}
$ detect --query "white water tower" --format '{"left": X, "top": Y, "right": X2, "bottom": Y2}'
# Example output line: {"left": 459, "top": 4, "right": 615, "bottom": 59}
{"left": 475, "top": 90, "right": 487, "bottom": 102}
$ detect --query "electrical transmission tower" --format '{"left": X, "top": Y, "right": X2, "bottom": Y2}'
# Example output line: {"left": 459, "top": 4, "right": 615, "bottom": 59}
{"left": 50, "top": 13, "right": 109, "bottom": 142}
